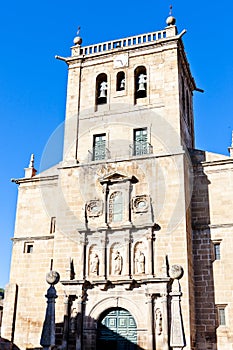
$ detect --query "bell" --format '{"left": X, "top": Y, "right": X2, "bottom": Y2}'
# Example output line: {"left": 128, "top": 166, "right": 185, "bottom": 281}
{"left": 120, "top": 78, "right": 125, "bottom": 90}
{"left": 137, "top": 83, "right": 146, "bottom": 92}
{"left": 137, "top": 73, "right": 147, "bottom": 91}
{"left": 98, "top": 89, "right": 107, "bottom": 99}
{"left": 98, "top": 81, "right": 107, "bottom": 99}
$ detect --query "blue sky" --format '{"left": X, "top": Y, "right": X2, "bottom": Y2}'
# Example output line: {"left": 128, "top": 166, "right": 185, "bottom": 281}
{"left": 0, "top": 1, "right": 232, "bottom": 288}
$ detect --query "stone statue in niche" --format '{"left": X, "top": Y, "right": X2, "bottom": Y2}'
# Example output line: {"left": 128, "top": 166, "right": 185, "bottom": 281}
{"left": 155, "top": 308, "right": 163, "bottom": 335}
{"left": 137, "top": 73, "right": 147, "bottom": 91}
{"left": 90, "top": 253, "right": 99, "bottom": 275}
{"left": 135, "top": 251, "right": 145, "bottom": 274}
{"left": 113, "top": 251, "right": 123, "bottom": 275}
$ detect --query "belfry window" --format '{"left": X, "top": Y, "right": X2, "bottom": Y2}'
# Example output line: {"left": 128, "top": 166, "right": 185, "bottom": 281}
{"left": 96, "top": 73, "right": 108, "bottom": 105}
{"left": 135, "top": 66, "right": 147, "bottom": 100}
{"left": 116, "top": 71, "right": 125, "bottom": 91}
{"left": 133, "top": 128, "right": 151, "bottom": 155}
{"left": 109, "top": 191, "right": 123, "bottom": 222}
{"left": 93, "top": 134, "right": 106, "bottom": 161}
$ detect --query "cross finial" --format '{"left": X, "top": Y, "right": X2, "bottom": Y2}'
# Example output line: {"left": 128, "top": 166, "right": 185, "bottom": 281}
{"left": 169, "top": 4, "right": 173, "bottom": 16}
{"left": 77, "top": 26, "right": 81, "bottom": 36}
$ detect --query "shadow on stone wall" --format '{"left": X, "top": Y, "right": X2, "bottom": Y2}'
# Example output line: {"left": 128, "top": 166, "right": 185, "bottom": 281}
{"left": 54, "top": 315, "right": 144, "bottom": 350}
{"left": 191, "top": 150, "right": 217, "bottom": 349}
{"left": 0, "top": 337, "right": 20, "bottom": 350}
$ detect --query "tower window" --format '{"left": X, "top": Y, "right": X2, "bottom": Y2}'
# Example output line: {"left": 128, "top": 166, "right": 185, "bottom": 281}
{"left": 134, "top": 66, "right": 147, "bottom": 101}
{"left": 109, "top": 191, "right": 123, "bottom": 223}
{"left": 133, "top": 128, "right": 151, "bottom": 155}
{"left": 217, "top": 305, "right": 226, "bottom": 326}
{"left": 93, "top": 134, "right": 106, "bottom": 161}
{"left": 214, "top": 242, "right": 221, "bottom": 260}
{"left": 116, "top": 71, "right": 125, "bottom": 91}
{"left": 96, "top": 73, "right": 108, "bottom": 105}
{"left": 24, "top": 242, "right": 34, "bottom": 254}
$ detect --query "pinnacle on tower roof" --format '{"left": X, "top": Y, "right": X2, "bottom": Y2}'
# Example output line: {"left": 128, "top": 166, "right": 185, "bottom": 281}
{"left": 166, "top": 5, "right": 176, "bottom": 26}
{"left": 73, "top": 26, "right": 82, "bottom": 46}
{"left": 29, "top": 153, "right": 35, "bottom": 168}
{"left": 24, "top": 153, "right": 37, "bottom": 178}
{"left": 228, "top": 131, "right": 233, "bottom": 157}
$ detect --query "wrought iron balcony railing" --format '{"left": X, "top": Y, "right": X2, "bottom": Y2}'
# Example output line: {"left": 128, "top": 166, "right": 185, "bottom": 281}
{"left": 130, "top": 142, "right": 153, "bottom": 156}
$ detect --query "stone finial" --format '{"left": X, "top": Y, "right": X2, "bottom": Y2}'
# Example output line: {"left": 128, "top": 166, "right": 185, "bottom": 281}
{"left": 46, "top": 270, "right": 60, "bottom": 286}
{"left": 169, "top": 264, "right": 183, "bottom": 279}
{"left": 166, "top": 5, "right": 176, "bottom": 26}
{"left": 228, "top": 131, "right": 233, "bottom": 157}
{"left": 40, "top": 270, "right": 60, "bottom": 349}
{"left": 29, "top": 153, "right": 34, "bottom": 168}
{"left": 73, "top": 26, "right": 82, "bottom": 46}
{"left": 24, "top": 153, "right": 37, "bottom": 178}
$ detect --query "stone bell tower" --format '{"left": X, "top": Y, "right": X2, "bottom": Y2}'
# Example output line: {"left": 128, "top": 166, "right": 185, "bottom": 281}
{"left": 2, "top": 10, "right": 200, "bottom": 350}
{"left": 52, "top": 11, "right": 198, "bottom": 350}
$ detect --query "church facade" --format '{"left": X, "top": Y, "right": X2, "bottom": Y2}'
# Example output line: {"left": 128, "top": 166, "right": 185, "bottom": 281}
{"left": 2, "top": 14, "right": 233, "bottom": 350}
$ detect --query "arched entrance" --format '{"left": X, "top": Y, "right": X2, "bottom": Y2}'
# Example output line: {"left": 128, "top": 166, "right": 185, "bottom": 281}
{"left": 97, "top": 307, "right": 137, "bottom": 350}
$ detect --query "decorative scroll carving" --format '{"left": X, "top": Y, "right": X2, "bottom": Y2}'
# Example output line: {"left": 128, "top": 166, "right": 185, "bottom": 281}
{"left": 86, "top": 200, "right": 103, "bottom": 217}
{"left": 132, "top": 195, "right": 149, "bottom": 213}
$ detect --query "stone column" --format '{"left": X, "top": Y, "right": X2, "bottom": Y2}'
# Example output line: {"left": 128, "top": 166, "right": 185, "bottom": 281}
{"left": 61, "top": 295, "right": 69, "bottom": 350}
{"left": 169, "top": 265, "right": 185, "bottom": 350}
{"left": 70, "top": 295, "right": 83, "bottom": 350}
{"left": 161, "top": 291, "right": 169, "bottom": 350}
{"left": 124, "top": 233, "right": 131, "bottom": 277}
{"left": 146, "top": 293, "right": 155, "bottom": 350}
{"left": 100, "top": 236, "right": 106, "bottom": 278}
{"left": 40, "top": 271, "right": 60, "bottom": 350}
{"left": 146, "top": 230, "right": 153, "bottom": 276}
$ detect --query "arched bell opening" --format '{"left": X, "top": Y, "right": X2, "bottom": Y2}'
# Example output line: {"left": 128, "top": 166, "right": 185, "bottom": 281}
{"left": 97, "top": 307, "right": 137, "bottom": 350}
{"left": 134, "top": 66, "right": 147, "bottom": 102}
{"left": 96, "top": 73, "right": 108, "bottom": 105}
{"left": 116, "top": 71, "right": 126, "bottom": 91}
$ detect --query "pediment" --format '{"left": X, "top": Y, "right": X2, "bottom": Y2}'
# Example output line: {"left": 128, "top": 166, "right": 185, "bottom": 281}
{"left": 99, "top": 171, "right": 138, "bottom": 184}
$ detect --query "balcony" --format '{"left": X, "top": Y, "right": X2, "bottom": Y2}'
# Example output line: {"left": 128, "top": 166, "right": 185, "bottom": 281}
{"left": 88, "top": 147, "right": 111, "bottom": 162}
{"left": 130, "top": 142, "right": 153, "bottom": 156}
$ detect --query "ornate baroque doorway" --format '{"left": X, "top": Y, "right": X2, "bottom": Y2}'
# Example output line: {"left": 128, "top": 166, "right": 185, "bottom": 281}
{"left": 97, "top": 307, "right": 137, "bottom": 350}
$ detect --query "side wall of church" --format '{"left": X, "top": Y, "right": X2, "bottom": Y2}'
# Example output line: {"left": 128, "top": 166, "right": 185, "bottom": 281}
{"left": 192, "top": 150, "right": 233, "bottom": 350}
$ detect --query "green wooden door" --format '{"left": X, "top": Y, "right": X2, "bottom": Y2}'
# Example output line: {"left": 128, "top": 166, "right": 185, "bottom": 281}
{"left": 97, "top": 308, "right": 137, "bottom": 350}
